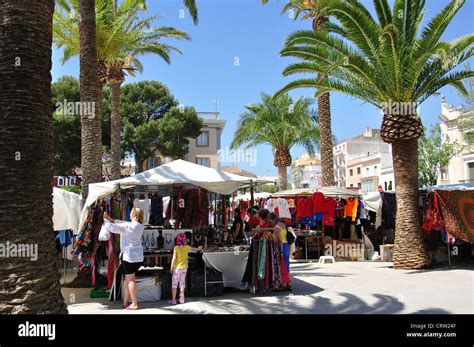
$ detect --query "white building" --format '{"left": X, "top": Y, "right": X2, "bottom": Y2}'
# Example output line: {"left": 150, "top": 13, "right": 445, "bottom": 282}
{"left": 334, "top": 127, "right": 394, "bottom": 192}
{"left": 291, "top": 153, "right": 322, "bottom": 189}
{"left": 439, "top": 97, "right": 474, "bottom": 184}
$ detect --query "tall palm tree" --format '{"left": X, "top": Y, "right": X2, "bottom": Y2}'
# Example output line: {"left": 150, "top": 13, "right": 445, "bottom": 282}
{"left": 231, "top": 94, "right": 320, "bottom": 190}
{"left": 0, "top": 0, "right": 67, "bottom": 313}
{"left": 262, "top": 0, "right": 335, "bottom": 186}
{"left": 55, "top": 0, "right": 190, "bottom": 181}
{"left": 275, "top": 0, "right": 473, "bottom": 269}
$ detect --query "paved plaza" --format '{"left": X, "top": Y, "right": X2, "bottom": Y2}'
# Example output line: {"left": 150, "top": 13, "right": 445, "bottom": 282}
{"left": 64, "top": 261, "right": 473, "bottom": 314}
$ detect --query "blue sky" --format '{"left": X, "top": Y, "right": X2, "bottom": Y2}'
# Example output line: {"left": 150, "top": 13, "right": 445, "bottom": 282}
{"left": 52, "top": 0, "right": 474, "bottom": 176}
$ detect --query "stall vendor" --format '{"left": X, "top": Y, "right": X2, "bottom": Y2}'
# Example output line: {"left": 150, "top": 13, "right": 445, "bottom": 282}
{"left": 231, "top": 207, "right": 245, "bottom": 243}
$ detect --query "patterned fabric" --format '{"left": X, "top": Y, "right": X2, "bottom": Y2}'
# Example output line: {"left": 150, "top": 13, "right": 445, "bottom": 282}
{"left": 436, "top": 190, "right": 474, "bottom": 243}
{"left": 258, "top": 240, "right": 266, "bottom": 279}
{"left": 172, "top": 269, "right": 188, "bottom": 289}
{"left": 74, "top": 202, "right": 105, "bottom": 268}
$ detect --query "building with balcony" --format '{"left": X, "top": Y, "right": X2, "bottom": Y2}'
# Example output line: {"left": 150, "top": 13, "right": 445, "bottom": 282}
{"left": 333, "top": 127, "right": 393, "bottom": 191}
{"left": 438, "top": 96, "right": 474, "bottom": 185}
{"left": 291, "top": 153, "right": 322, "bottom": 189}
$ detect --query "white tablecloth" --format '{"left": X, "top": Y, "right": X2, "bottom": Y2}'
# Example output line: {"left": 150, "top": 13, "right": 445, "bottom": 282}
{"left": 202, "top": 251, "right": 249, "bottom": 290}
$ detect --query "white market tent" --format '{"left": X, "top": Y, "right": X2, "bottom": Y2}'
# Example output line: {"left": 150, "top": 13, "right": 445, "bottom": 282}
{"left": 53, "top": 187, "right": 83, "bottom": 232}
{"left": 79, "top": 160, "right": 260, "bottom": 228}
{"left": 272, "top": 186, "right": 360, "bottom": 198}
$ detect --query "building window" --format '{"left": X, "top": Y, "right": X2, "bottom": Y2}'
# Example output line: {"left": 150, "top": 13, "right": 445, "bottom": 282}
{"left": 196, "top": 157, "right": 210, "bottom": 167}
{"left": 350, "top": 169, "right": 353, "bottom": 176}
{"left": 196, "top": 131, "right": 209, "bottom": 147}
{"left": 358, "top": 183, "right": 361, "bottom": 189}
{"left": 350, "top": 184, "right": 353, "bottom": 188}
{"left": 58, "top": 177, "right": 65, "bottom": 186}
{"left": 69, "top": 177, "right": 76, "bottom": 186}
{"left": 388, "top": 181, "right": 393, "bottom": 190}
{"left": 147, "top": 157, "right": 161, "bottom": 169}
{"left": 468, "top": 162, "right": 474, "bottom": 181}
{"left": 374, "top": 166, "right": 378, "bottom": 175}
{"left": 384, "top": 182, "right": 387, "bottom": 191}
{"left": 357, "top": 167, "right": 361, "bottom": 175}
{"left": 366, "top": 167, "right": 369, "bottom": 175}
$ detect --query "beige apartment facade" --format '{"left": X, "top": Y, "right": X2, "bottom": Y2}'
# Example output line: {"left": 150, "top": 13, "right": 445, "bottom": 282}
{"left": 439, "top": 97, "right": 474, "bottom": 185}
{"left": 143, "top": 112, "right": 226, "bottom": 171}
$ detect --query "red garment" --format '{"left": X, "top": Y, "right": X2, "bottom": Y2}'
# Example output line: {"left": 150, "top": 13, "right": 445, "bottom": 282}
{"left": 335, "top": 198, "right": 345, "bottom": 218}
{"left": 297, "top": 198, "right": 313, "bottom": 218}
{"left": 322, "top": 197, "right": 337, "bottom": 226}
{"left": 296, "top": 198, "right": 306, "bottom": 221}
{"left": 248, "top": 216, "right": 261, "bottom": 229}
{"left": 280, "top": 258, "right": 291, "bottom": 285}
{"left": 312, "top": 192, "right": 325, "bottom": 213}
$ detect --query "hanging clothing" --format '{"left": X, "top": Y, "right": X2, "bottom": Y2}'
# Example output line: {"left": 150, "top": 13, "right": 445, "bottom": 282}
{"left": 335, "top": 198, "right": 346, "bottom": 218}
{"left": 344, "top": 198, "right": 359, "bottom": 222}
{"left": 149, "top": 196, "right": 164, "bottom": 226}
{"left": 312, "top": 192, "right": 325, "bottom": 213}
{"left": 322, "top": 197, "right": 337, "bottom": 227}
{"left": 381, "top": 192, "right": 396, "bottom": 229}
{"left": 422, "top": 192, "right": 444, "bottom": 232}
{"left": 436, "top": 190, "right": 474, "bottom": 243}
{"left": 55, "top": 230, "right": 74, "bottom": 248}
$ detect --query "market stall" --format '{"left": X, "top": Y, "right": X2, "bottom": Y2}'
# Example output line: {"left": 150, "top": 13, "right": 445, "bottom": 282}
{"left": 53, "top": 187, "right": 83, "bottom": 281}
{"left": 74, "top": 160, "right": 259, "bottom": 299}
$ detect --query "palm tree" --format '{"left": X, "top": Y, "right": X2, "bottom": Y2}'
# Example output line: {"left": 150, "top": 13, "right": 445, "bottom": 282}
{"left": 55, "top": 0, "right": 190, "bottom": 181}
{"left": 275, "top": 0, "right": 473, "bottom": 269}
{"left": 262, "top": 0, "right": 335, "bottom": 186}
{"left": 0, "top": 1, "right": 67, "bottom": 313}
{"left": 231, "top": 94, "right": 320, "bottom": 190}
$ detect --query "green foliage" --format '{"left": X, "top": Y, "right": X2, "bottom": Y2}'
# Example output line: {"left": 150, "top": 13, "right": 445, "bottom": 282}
{"left": 60, "top": 185, "right": 83, "bottom": 195}
{"left": 52, "top": 76, "right": 111, "bottom": 174}
{"left": 54, "top": 0, "right": 190, "bottom": 76}
{"left": 119, "top": 81, "right": 178, "bottom": 126}
{"left": 231, "top": 93, "right": 320, "bottom": 157}
{"left": 119, "top": 81, "right": 201, "bottom": 168}
{"left": 52, "top": 76, "right": 81, "bottom": 175}
{"left": 157, "top": 106, "right": 203, "bottom": 158}
{"left": 275, "top": 0, "right": 473, "bottom": 108}
{"left": 261, "top": 184, "right": 279, "bottom": 194}
{"left": 418, "top": 124, "right": 463, "bottom": 187}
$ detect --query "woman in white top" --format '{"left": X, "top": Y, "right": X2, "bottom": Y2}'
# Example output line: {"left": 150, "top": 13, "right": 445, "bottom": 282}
{"left": 103, "top": 207, "right": 144, "bottom": 310}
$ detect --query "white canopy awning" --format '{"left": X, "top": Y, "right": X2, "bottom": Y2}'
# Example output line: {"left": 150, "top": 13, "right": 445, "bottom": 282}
{"left": 234, "top": 192, "right": 272, "bottom": 201}
{"left": 80, "top": 160, "right": 255, "bottom": 228}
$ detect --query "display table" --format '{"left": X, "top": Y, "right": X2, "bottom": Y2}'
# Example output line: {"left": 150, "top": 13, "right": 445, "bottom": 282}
{"left": 202, "top": 251, "right": 249, "bottom": 293}
{"left": 143, "top": 251, "right": 173, "bottom": 268}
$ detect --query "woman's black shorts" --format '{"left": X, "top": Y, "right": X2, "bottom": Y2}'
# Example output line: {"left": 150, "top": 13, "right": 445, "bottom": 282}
{"left": 122, "top": 260, "right": 143, "bottom": 275}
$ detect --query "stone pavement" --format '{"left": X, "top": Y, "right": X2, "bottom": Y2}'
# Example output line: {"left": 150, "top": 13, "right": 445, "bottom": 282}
{"left": 63, "top": 261, "right": 473, "bottom": 314}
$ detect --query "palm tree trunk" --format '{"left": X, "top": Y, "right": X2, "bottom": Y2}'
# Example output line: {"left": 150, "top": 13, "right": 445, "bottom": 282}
{"left": 0, "top": 0, "right": 67, "bottom": 313}
{"left": 391, "top": 139, "right": 430, "bottom": 269}
{"left": 313, "top": 17, "right": 335, "bottom": 187}
{"left": 278, "top": 166, "right": 288, "bottom": 191}
{"left": 79, "top": 0, "right": 102, "bottom": 199}
{"left": 110, "top": 81, "right": 122, "bottom": 180}
{"left": 318, "top": 91, "right": 335, "bottom": 186}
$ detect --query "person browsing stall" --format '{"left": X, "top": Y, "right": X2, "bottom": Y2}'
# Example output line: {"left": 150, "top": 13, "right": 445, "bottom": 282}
{"left": 103, "top": 207, "right": 144, "bottom": 310}
{"left": 169, "top": 233, "right": 203, "bottom": 305}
